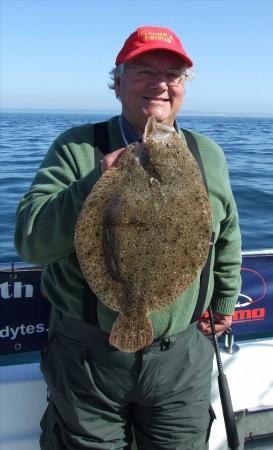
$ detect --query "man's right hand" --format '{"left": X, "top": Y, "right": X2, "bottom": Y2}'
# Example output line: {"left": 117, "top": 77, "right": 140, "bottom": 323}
{"left": 100, "top": 147, "right": 126, "bottom": 173}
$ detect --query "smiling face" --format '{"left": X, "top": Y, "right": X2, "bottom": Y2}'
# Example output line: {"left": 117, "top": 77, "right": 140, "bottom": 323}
{"left": 115, "top": 50, "right": 187, "bottom": 134}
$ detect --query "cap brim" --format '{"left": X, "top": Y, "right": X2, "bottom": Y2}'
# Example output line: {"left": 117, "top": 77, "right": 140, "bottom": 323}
{"left": 116, "top": 48, "right": 193, "bottom": 67}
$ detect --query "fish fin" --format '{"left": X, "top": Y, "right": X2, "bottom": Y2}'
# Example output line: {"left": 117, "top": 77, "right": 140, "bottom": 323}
{"left": 109, "top": 313, "right": 153, "bottom": 352}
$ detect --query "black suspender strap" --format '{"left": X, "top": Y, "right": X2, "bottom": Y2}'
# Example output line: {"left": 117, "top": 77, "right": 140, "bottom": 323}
{"left": 93, "top": 121, "right": 110, "bottom": 155}
{"left": 182, "top": 129, "right": 208, "bottom": 191}
{"left": 182, "top": 129, "right": 215, "bottom": 323}
{"left": 83, "top": 121, "right": 111, "bottom": 325}
{"left": 190, "top": 235, "right": 215, "bottom": 323}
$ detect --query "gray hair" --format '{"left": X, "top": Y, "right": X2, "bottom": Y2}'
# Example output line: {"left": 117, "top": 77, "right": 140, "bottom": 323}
{"left": 108, "top": 64, "right": 125, "bottom": 97}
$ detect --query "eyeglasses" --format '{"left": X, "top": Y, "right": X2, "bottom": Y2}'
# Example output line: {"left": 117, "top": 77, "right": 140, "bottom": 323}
{"left": 125, "top": 65, "right": 188, "bottom": 86}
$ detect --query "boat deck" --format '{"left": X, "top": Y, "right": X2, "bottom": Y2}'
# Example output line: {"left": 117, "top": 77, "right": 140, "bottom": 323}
{"left": 1, "top": 336, "right": 272, "bottom": 450}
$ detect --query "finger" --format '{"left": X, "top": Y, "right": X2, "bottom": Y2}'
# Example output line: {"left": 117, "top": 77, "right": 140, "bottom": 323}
{"left": 214, "top": 323, "right": 230, "bottom": 336}
{"left": 101, "top": 148, "right": 126, "bottom": 172}
{"left": 197, "top": 319, "right": 208, "bottom": 330}
{"left": 112, "top": 148, "right": 127, "bottom": 166}
{"left": 201, "top": 327, "right": 213, "bottom": 336}
{"left": 197, "top": 320, "right": 212, "bottom": 335}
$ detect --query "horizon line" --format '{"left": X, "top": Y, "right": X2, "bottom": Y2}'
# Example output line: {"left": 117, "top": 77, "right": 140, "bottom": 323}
{"left": 1, "top": 108, "right": 273, "bottom": 118}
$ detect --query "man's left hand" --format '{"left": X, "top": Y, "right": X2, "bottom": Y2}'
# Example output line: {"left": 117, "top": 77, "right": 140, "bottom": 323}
{"left": 197, "top": 313, "right": 233, "bottom": 337}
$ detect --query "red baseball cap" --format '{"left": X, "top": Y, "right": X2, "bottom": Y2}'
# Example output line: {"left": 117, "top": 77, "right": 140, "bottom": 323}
{"left": 116, "top": 26, "right": 193, "bottom": 67}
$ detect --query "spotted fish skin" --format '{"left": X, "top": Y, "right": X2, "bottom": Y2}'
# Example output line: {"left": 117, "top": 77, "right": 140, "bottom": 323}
{"left": 74, "top": 117, "right": 211, "bottom": 352}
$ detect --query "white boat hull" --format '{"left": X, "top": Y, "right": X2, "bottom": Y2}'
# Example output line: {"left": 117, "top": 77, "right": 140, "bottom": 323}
{"left": 1, "top": 337, "right": 273, "bottom": 449}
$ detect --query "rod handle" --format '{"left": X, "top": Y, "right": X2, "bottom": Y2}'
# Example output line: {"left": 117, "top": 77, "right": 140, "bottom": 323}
{"left": 218, "top": 373, "right": 240, "bottom": 449}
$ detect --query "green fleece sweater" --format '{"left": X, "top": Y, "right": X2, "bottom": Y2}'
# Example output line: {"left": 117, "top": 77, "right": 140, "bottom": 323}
{"left": 14, "top": 116, "right": 241, "bottom": 338}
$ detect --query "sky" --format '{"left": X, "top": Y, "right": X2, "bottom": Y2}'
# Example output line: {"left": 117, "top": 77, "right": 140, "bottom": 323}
{"left": 1, "top": 0, "right": 273, "bottom": 115}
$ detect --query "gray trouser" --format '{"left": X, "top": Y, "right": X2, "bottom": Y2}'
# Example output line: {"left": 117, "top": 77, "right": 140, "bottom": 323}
{"left": 40, "top": 310, "right": 215, "bottom": 450}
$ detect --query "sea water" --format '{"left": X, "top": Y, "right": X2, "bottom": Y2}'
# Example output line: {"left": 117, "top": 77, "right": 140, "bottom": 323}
{"left": 1, "top": 112, "right": 272, "bottom": 264}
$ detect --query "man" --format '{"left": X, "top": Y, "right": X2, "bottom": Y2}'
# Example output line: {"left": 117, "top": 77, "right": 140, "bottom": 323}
{"left": 14, "top": 26, "right": 241, "bottom": 450}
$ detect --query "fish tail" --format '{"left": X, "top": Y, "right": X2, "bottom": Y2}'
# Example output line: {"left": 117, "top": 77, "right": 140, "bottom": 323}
{"left": 109, "top": 313, "right": 154, "bottom": 352}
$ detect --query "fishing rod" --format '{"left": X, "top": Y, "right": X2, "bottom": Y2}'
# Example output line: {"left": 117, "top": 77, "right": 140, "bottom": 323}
{"left": 208, "top": 306, "right": 240, "bottom": 450}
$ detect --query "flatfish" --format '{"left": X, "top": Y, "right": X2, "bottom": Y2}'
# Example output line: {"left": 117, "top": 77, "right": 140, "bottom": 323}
{"left": 74, "top": 116, "right": 211, "bottom": 352}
